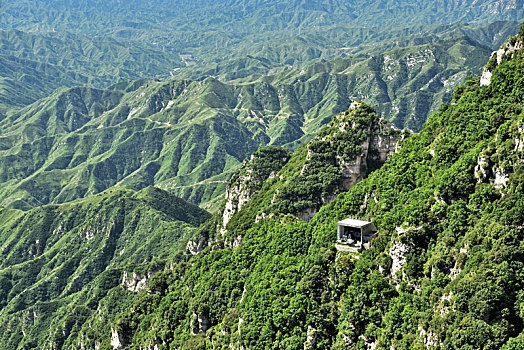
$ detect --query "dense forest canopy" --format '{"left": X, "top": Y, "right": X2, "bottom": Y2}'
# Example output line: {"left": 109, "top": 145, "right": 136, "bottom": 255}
{"left": 58, "top": 23, "right": 524, "bottom": 349}
{"left": 0, "top": 1, "right": 523, "bottom": 349}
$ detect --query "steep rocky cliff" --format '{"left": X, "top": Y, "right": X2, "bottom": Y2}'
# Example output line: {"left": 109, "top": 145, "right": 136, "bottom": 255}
{"left": 481, "top": 34, "right": 523, "bottom": 86}
{"left": 221, "top": 146, "right": 291, "bottom": 234}
{"left": 269, "top": 101, "right": 406, "bottom": 221}
{"left": 329, "top": 102, "right": 404, "bottom": 197}
{"left": 223, "top": 102, "right": 405, "bottom": 227}
{"left": 186, "top": 146, "right": 290, "bottom": 254}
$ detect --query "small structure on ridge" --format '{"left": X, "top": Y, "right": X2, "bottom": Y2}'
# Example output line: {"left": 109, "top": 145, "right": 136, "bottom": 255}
{"left": 336, "top": 218, "right": 377, "bottom": 252}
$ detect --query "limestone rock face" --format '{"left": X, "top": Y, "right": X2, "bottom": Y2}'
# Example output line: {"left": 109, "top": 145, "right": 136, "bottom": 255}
{"left": 198, "top": 314, "right": 210, "bottom": 333}
{"left": 480, "top": 68, "right": 493, "bottom": 86}
{"left": 339, "top": 120, "right": 402, "bottom": 192}
{"left": 111, "top": 328, "right": 129, "bottom": 350}
{"left": 389, "top": 241, "right": 412, "bottom": 282}
{"left": 304, "top": 325, "right": 317, "bottom": 350}
{"left": 220, "top": 147, "right": 290, "bottom": 234}
{"left": 187, "top": 236, "right": 208, "bottom": 255}
{"left": 475, "top": 121, "right": 524, "bottom": 190}
{"left": 418, "top": 326, "right": 441, "bottom": 349}
{"left": 221, "top": 170, "right": 258, "bottom": 234}
{"left": 192, "top": 313, "right": 210, "bottom": 334}
{"left": 296, "top": 104, "right": 404, "bottom": 220}
{"left": 481, "top": 36, "right": 522, "bottom": 86}
{"left": 186, "top": 146, "right": 290, "bottom": 254}
{"left": 122, "top": 271, "right": 156, "bottom": 293}
{"left": 296, "top": 207, "right": 318, "bottom": 222}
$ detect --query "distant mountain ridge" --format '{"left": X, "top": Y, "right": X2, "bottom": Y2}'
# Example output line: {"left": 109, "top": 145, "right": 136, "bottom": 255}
{"left": 0, "top": 2, "right": 521, "bottom": 109}
{"left": 0, "top": 29, "right": 182, "bottom": 108}
{"left": 0, "top": 35, "right": 496, "bottom": 211}
{"left": 0, "top": 22, "right": 519, "bottom": 114}
{"left": 1, "top": 0, "right": 522, "bottom": 35}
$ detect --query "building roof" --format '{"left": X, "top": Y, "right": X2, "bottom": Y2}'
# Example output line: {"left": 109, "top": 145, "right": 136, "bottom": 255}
{"left": 337, "top": 218, "right": 372, "bottom": 228}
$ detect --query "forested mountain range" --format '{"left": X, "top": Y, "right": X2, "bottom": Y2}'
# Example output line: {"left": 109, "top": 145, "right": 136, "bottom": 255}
{"left": 1, "top": 0, "right": 522, "bottom": 35}
{"left": 0, "top": 1, "right": 524, "bottom": 349}
{"left": 0, "top": 34, "right": 498, "bottom": 212}
{"left": 96, "top": 24, "right": 524, "bottom": 350}
{"left": 0, "top": 29, "right": 183, "bottom": 108}
{"left": 0, "top": 2, "right": 521, "bottom": 110}
{"left": 0, "top": 23, "right": 523, "bottom": 350}
{"left": 0, "top": 186, "right": 210, "bottom": 349}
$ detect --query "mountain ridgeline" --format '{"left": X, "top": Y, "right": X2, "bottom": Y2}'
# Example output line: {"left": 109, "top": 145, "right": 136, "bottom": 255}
{"left": 0, "top": 1, "right": 523, "bottom": 348}
{"left": 84, "top": 24, "right": 524, "bottom": 349}
{"left": 0, "top": 4, "right": 521, "bottom": 110}
{"left": 0, "top": 29, "right": 183, "bottom": 109}
{"left": 0, "top": 35, "right": 499, "bottom": 212}
{"left": 187, "top": 103, "right": 403, "bottom": 254}
{"left": 2, "top": 0, "right": 522, "bottom": 36}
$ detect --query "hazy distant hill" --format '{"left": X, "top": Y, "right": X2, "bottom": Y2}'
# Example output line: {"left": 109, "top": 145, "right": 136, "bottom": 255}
{"left": 0, "top": 1, "right": 521, "bottom": 108}
{"left": 1, "top": 0, "right": 522, "bottom": 35}
{"left": 0, "top": 29, "right": 182, "bottom": 108}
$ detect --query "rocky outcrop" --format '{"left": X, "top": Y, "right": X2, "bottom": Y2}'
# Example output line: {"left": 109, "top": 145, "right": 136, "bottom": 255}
{"left": 436, "top": 291, "right": 455, "bottom": 318}
{"left": 220, "top": 146, "right": 290, "bottom": 234}
{"left": 339, "top": 118, "right": 403, "bottom": 192}
{"left": 296, "top": 103, "right": 404, "bottom": 220}
{"left": 304, "top": 326, "right": 317, "bottom": 350}
{"left": 475, "top": 121, "right": 524, "bottom": 190}
{"left": 296, "top": 207, "right": 318, "bottom": 222}
{"left": 111, "top": 328, "right": 130, "bottom": 350}
{"left": 494, "top": 168, "right": 510, "bottom": 189}
{"left": 389, "top": 240, "right": 413, "bottom": 282}
{"left": 418, "top": 326, "right": 441, "bottom": 349}
{"left": 185, "top": 147, "right": 289, "bottom": 254}
{"left": 122, "top": 271, "right": 156, "bottom": 293}
{"left": 481, "top": 36, "right": 522, "bottom": 86}
{"left": 191, "top": 312, "right": 210, "bottom": 334}
{"left": 187, "top": 237, "right": 208, "bottom": 255}
{"left": 221, "top": 169, "right": 259, "bottom": 235}
{"left": 474, "top": 156, "right": 490, "bottom": 182}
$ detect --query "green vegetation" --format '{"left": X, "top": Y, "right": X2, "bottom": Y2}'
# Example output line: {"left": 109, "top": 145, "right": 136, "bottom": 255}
{"left": 228, "top": 146, "right": 292, "bottom": 195}
{"left": 0, "top": 35, "right": 497, "bottom": 211}
{"left": 0, "top": 0, "right": 521, "bottom": 110}
{"left": 1, "top": 1, "right": 521, "bottom": 44}
{"left": 0, "top": 186, "right": 210, "bottom": 349}
{"left": 230, "top": 103, "right": 402, "bottom": 222}
{"left": 83, "top": 25, "right": 524, "bottom": 349}
{"left": 0, "top": 82, "right": 263, "bottom": 211}
{"left": 0, "top": 29, "right": 183, "bottom": 108}
{"left": 0, "top": 2, "right": 523, "bottom": 348}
